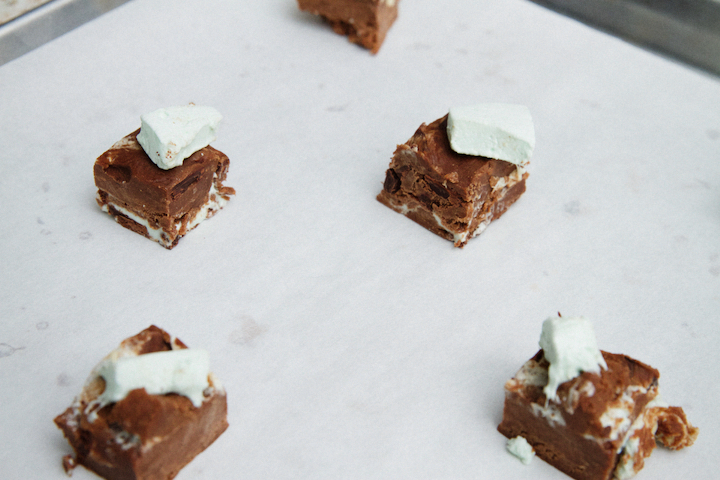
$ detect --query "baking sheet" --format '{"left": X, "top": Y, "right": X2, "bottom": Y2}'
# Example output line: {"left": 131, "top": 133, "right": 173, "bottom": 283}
{"left": 0, "top": 0, "right": 718, "bottom": 478}
{"left": 529, "top": 0, "right": 720, "bottom": 77}
{"left": 0, "top": 0, "right": 131, "bottom": 66}
{"left": 0, "top": 0, "right": 54, "bottom": 25}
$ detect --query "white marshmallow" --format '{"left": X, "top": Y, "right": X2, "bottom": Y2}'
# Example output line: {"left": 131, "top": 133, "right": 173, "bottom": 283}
{"left": 539, "top": 316, "right": 607, "bottom": 402}
{"left": 447, "top": 104, "right": 534, "bottom": 165}
{"left": 506, "top": 436, "right": 535, "bottom": 465}
{"left": 137, "top": 105, "right": 222, "bottom": 170}
{"left": 95, "top": 348, "right": 210, "bottom": 408}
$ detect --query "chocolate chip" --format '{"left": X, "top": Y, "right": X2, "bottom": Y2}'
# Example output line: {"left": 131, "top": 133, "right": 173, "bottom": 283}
{"left": 171, "top": 172, "right": 201, "bottom": 199}
{"left": 426, "top": 179, "right": 450, "bottom": 199}
{"left": 383, "top": 169, "right": 401, "bottom": 194}
{"left": 418, "top": 193, "right": 433, "bottom": 207}
{"left": 104, "top": 165, "right": 132, "bottom": 183}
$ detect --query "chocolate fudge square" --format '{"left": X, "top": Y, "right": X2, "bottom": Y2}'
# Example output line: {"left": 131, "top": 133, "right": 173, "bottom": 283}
{"left": 498, "top": 350, "right": 698, "bottom": 480}
{"left": 377, "top": 115, "right": 528, "bottom": 247}
{"left": 54, "top": 325, "right": 228, "bottom": 480}
{"left": 298, "top": 0, "right": 399, "bottom": 53}
{"left": 94, "top": 130, "right": 235, "bottom": 249}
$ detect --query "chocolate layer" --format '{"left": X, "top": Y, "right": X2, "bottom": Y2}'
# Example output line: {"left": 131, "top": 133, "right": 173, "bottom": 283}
{"left": 377, "top": 115, "right": 527, "bottom": 247}
{"left": 54, "top": 326, "right": 228, "bottom": 480}
{"left": 94, "top": 130, "right": 235, "bottom": 249}
{"left": 298, "top": 0, "right": 399, "bottom": 53}
{"left": 498, "top": 350, "right": 697, "bottom": 480}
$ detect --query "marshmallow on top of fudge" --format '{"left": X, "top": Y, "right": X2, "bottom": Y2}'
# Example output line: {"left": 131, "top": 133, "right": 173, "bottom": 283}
{"left": 539, "top": 315, "right": 607, "bottom": 402}
{"left": 446, "top": 103, "right": 535, "bottom": 165}
{"left": 93, "top": 348, "right": 212, "bottom": 409}
{"left": 136, "top": 104, "right": 222, "bottom": 170}
{"left": 74, "top": 327, "right": 222, "bottom": 421}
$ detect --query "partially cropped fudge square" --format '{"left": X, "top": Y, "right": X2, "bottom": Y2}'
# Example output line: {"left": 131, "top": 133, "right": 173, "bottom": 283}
{"left": 498, "top": 321, "right": 699, "bottom": 480}
{"left": 54, "top": 325, "right": 228, "bottom": 480}
{"left": 298, "top": 0, "right": 399, "bottom": 54}
{"left": 377, "top": 114, "right": 528, "bottom": 247}
{"left": 94, "top": 129, "right": 235, "bottom": 249}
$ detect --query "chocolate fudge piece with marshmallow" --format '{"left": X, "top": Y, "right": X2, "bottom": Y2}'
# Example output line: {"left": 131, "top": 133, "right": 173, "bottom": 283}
{"left": 54, "top": 325, "right": 228, "bottom": 480}
{"left": 498, "top": 349, "right": 698, "bottom": 480}
{"left": 94, "top": 130, "right": 234, "bottom": 249}
{"left": 377, "top": 114, "right": 527, "bottom": 247}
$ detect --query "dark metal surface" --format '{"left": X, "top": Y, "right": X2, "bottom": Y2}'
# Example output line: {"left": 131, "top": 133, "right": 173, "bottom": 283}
{"left": 529, "top": 0, "right": 720, "bottom": 77}
{"left": 0, "top": 0, "right": 130, "bottom": 66}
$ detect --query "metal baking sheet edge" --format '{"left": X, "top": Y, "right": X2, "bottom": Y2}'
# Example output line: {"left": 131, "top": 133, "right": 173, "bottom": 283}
{"left": 0, "top": 0, "right": 131, "bottom": 67}
{"left": 529, "top": 0, "right": 720, "bottom": 78}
